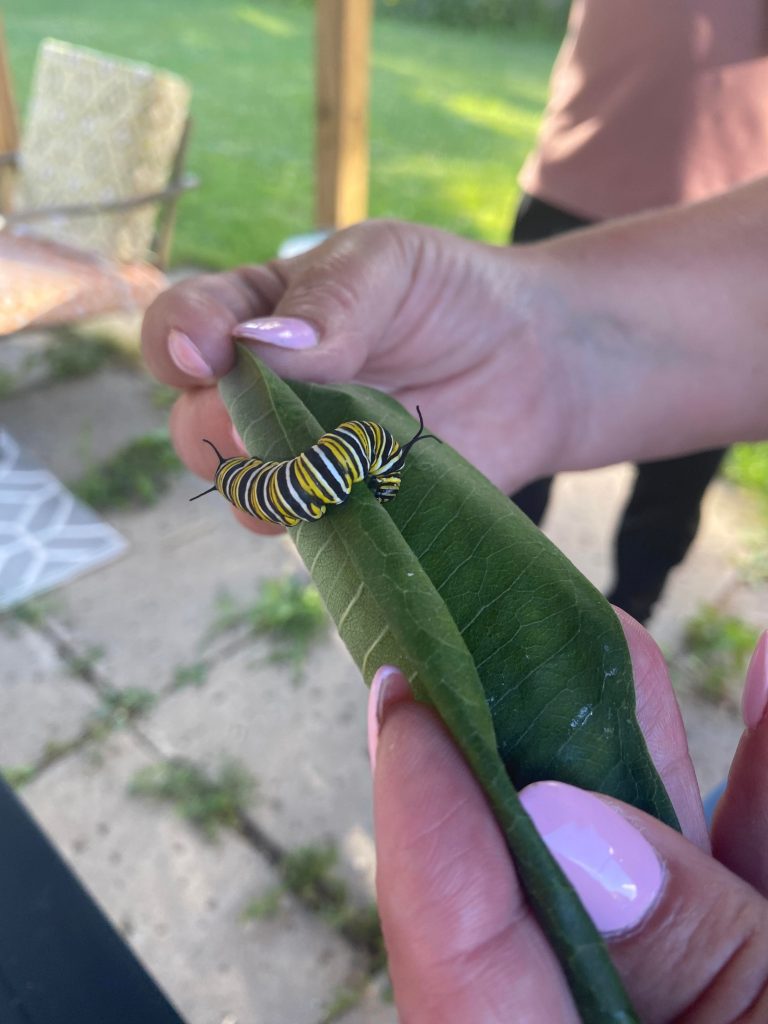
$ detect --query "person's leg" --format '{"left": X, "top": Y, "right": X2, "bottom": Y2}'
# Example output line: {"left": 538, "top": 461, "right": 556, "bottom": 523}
{"left": 0, "top": 777, "right": 184, "bottom": 1023}
{"left": 606, "top": 449, "right": 727, "bottom": 623}
{"left": 509, "top": 194, "right": 593, "bottom": 524}
{"left": 510, "top": 476, "right": 555, "bottom": 525}
{"left": 511, "top": 192, "right": 593, "bottom": 243}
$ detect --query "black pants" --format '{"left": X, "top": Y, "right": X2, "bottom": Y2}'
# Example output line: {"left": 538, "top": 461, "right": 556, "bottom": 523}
{"left": 510, "top": 194, "right": 726, "bottom": 624}
{"left": 0, "top": 776, "right": 184, "bottom": 1022}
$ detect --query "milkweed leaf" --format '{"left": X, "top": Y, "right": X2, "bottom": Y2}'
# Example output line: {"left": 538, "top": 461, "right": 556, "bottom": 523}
{"left": 220, "top": 347, "right": 680, "bottom": 1021}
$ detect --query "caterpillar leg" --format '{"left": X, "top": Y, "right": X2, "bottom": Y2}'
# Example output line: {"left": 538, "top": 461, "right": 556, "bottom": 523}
{"left": 371, "top": 473, "right": 402, "bottom": 503}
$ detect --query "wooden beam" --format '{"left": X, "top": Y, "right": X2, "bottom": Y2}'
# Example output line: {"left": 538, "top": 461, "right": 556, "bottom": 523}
{"left": 314, "top": 0, "right": 372, "bottom": 229}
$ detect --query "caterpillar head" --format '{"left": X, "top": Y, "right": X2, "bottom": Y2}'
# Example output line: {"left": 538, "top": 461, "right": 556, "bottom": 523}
{"left": 389, "top": 405, "right": 440, "bottom": 471}
{"left": 189, "top": 438, "right": 236, "bottom": 502}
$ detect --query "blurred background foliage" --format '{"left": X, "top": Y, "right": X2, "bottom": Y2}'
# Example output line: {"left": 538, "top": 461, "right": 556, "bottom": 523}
{"left": 4, "top": 0, "right": 559, "bottom": 267}
{"left": 378, "top": 0, "right": 569, "bottom": 32}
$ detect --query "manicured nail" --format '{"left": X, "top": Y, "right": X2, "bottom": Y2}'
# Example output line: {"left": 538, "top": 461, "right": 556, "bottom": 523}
{"left": 742, "top": 630, "right": 768, "bottom": 730}
{"left": 232, "top": 316, "right": 318, "bottom": 350}
{"left": 167, "top": 328, "right": 214, "bottom": 379}
{"left": 367, "top": 666, "right": 411, "bottom": 773}
{"left": 520, "top": 781, "right": 664, "bottom": 935}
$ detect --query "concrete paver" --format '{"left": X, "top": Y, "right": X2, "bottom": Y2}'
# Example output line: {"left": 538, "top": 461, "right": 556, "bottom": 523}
{"left": 676, "top": 697, "right": 744, "bottom": 797}
{"left": 336, "top": 974, "right": 396, "bottom": 1024}
{"left": 1, "top": 368, "right": 168, "bottom": 482}
{"left": 544, "top": 467, "right": 750, "bottom": 653}
{"left": 21, "top": 730, "right": 359, "bottom": 1024}
{"left": 141, "top": 636, "right": 377, "bottom": 905}
{"left": 2, "top": 348, "right": 765, "bottom": 1021}
{"left": 0, "top": 619, "right": 101, "bottom": 766}
{"left": 53, "top": 478, "right": 303, "bottom": 694}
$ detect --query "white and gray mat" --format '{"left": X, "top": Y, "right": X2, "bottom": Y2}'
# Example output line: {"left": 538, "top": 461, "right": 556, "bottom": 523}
{"left": 0, "top": 428, "right": 127, "bottom": 610}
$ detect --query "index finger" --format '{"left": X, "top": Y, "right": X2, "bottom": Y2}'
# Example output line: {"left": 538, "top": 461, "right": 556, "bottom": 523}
{"left": 141, "top": 264, "right": 284, "bottom": 387}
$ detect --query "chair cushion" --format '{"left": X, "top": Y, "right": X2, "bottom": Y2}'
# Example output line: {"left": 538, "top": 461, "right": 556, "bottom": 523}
{"left": 0, "top": 231, "right": 166, "bottom": 335}
{"left": 14, "top": 40, "right": 190, "bottom": 262}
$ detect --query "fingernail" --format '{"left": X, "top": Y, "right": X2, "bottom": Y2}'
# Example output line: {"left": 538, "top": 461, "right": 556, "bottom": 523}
{"left": 232, "top": 316, "right": 318, "bottom": 350}
{"left": 168, "top": 328, "right": 214, "bottom": 380}
{"left": 520, "top": 781, "right": 664, "bottom": 935}
{"left": 742, "top": 630, "right": 768, "bottom": 730}
{"left": 367, "top": 666, "right": 411, "bottom": 773}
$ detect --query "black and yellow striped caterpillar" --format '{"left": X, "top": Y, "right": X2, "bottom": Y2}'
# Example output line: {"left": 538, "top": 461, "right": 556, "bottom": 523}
{"left": 190, "top": 406, "right": 438, "bottom": 526}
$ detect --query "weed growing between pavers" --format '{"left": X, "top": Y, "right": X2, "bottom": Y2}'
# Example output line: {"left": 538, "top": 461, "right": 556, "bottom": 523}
{"left": 150, "top": 383, "right": 180, "bottom": 410}
{"left": 64, "top": 644, "right": 105, "bottom": 679}
{"left": 1, "top": 765, "right": 36, "bottom": 789}
{"left": 25, "top": 329, "right": 130, "bottom": 382}
{"left": 129, "top": 758, "right": 255, "bottom": 840}
{"left": 240, "top": 885, "right": 283, "bottom": 922}
{"left": 96, "top": 688, "right": 157, "bottom": 729}
{"left": 71, "top": 433, "right": 184, "bottom": 511}
{"left": 243, "top": 842, "right": 386, "bottom": 972}
{"left": 1, "top": 686, "right": 160, "bottom": 784}
{"left": 0, "top": 367, "right": 16, "bottom": 397}
{"left": 1, "top": 595, "right": 61, "bottom": 631}
{"left": 210, "top": 576, "right": 329, "bottom": 683}
{"left": 170, "top": 661, "right": 210, "bottom": 691}
{"left": 320, "top": 984, "right": 369, "bottom": 1024}
{"left": 680, "top": 603, "right": 760, "bottom": 703}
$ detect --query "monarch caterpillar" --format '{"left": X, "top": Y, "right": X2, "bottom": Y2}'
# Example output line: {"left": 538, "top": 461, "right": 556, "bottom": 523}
{"left": 189, "top": 406, "right": 439, "bottom": 527}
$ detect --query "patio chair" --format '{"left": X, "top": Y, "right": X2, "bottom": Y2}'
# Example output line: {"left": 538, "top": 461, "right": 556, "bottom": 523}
{"left": 0, "top": 32, "right": 197, "bottom": 336}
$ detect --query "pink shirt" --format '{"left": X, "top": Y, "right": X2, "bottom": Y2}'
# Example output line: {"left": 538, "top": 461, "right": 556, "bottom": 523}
{"left": 519, "top": 1, "right": 768, "bottom": 219}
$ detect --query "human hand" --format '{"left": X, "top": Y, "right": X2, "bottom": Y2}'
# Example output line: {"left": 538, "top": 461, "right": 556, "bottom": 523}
{"left": 141, "top": 220, "right": 571, "bottom": 534}
{"left": 369, "top": 616, "right": 768, "bottom": 1021}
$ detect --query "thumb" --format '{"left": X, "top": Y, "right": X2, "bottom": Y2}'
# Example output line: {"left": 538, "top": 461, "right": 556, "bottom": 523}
{"left": 231, "top": 220, "right": 418, "bottom": 384}
{"left": 521, "top": 781, "right": 768, "bottom": 1021}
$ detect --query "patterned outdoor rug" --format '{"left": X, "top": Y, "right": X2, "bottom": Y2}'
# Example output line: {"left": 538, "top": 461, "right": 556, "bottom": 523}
{"left": 0, "top": 428, "right": 127, "bottom": 610}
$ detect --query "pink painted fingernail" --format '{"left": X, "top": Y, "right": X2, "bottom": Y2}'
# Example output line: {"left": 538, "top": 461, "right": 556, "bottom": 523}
{"left": 168, "top": 328, "right": 214, "bottom": 379}
{"left": 742, "top": 630, "right": 768, "bottom": 730}
{"left": 520, "top": 781, "right": 664, "bottom": 935}
{"left": 232, "top": 316, "right": 318, "bottom": 350}
{"left": 367, "top": 666, "right": 411, "bottom": 773}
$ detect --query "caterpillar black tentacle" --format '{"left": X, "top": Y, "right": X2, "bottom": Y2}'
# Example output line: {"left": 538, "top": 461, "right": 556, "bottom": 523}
{"left": 189, "top": 405, "right": 439, "bottom": 526}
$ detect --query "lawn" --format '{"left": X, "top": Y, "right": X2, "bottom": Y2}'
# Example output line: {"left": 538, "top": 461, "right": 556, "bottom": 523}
{"left": 4, "top": 0, "right": 557, "bottom": 268}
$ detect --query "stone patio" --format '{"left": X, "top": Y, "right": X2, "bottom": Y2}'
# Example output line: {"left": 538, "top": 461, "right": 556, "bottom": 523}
{"left": 0, "top": 325, "right": 764, "bottom": 1023}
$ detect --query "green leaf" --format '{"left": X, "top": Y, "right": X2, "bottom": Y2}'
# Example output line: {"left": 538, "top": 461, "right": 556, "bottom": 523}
{"left": 219, "top": 347, "right": 679, "bottom": 1021}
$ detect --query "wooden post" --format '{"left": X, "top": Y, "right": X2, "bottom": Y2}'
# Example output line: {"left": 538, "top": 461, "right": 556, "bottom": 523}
{"left": 0, "top": 17, "right": 20, "bottom": 214}
{"left": 314, "top": 0, "right": 372, "bottom": 230}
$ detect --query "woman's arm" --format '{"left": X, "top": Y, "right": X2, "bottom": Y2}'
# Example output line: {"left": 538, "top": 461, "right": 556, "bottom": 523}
{"left": 535, "top": 177, "right": 768, "bottom": 473}
{"left": 142, "top": 178, "right": 768, "bottom": 505}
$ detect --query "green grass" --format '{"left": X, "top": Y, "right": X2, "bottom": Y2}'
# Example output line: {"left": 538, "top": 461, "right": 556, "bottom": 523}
{"left": 724, "top": 443, "right": 768, "bottom": 502}
{"left": 248, "top": 841, "right": 386, "bottom": 968}
{"left": 3, "top": 594, "right": 59, "bottom": 629}
{"left": 1, "top": 764, "right": 37, "bottom": 789}
{"left": 71, "top": 433, "right": 183, "bottom": 510}
{"left": 212, "top": 576, "right": 328, "bottom": 679}
{"left": 682, "top": 604, "right": 760, "bottom": 703}
{"left": 130, "top": 758, "right": 255, "bottom": 839}
{"left": 170, "top": 661, "right": 209, "bottom": 691}
{"left": 25, "top": 329, "right": 128, "bottom": 382}
{"left": 5, "top": 1, "right": 556, "bottom": 268}
{"left": 0, "top": 368, "right": 17, "bottom": 397}
{"left": 98, "top": 687, "right": 157, "bottom": 726}
{"left": 241, "top": 884, "right": 284, "bottom": 922}
{"left": 281, "top": 843, "right": 386, "bottom": 969}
